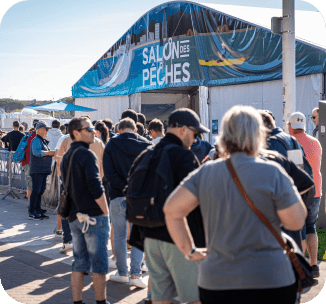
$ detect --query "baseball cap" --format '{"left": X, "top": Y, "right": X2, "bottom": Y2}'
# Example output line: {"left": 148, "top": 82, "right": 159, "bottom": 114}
{"left": 168, "top": 108, "right": 210, "bottom": 133}
{"left": 288, "top": 112, "right": 306, "bottom": 130}
{"left": 36, "top": 121, "right": 52, "bottom": 130}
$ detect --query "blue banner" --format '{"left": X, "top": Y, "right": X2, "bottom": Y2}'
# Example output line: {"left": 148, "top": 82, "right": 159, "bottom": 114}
{"left": 72, "top": 2, "right": 326, "bottom": 98}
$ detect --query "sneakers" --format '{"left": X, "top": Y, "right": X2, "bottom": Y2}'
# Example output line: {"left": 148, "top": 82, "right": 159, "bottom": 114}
{"left": 109, "top": 258, "right": 117, "bottom": 269}
{"left": 109, "top": 272, "right": 129, "bottom": 283}
{"left": 130, "top": 276, "right": 147, "bottom": 288}
{"left": 141, "top": 262, "right": 148, "bottom": 272}
{"left": 29, "top": 214, "right": 43, "bottom": 220}
{"left": 311, "top": 264, "right": 320, "bottom": 278}
{"left": 54, "top": 229, "right": 63, "bottom": 238}
{"left": 59, "top": 241, "right": 73, "bottom": 253}
{"left": 40, "top": 213, "right": 49, "bottom": 219}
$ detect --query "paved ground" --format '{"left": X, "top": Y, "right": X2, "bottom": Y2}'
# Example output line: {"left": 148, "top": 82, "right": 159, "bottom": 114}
{"left": 0, "top": 186, "right": 325, "bottom": 304}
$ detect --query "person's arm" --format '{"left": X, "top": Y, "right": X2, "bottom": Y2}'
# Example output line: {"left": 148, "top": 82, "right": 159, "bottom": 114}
{"left": 277, "top": 200, "right": 307, "bottom": 230}
{"left": 95, "top": 193, "right": 109, "bottom": 216}
{"left": 164, "top": 185, "right": 206, "bottom": 261}
{"left": 31, "top": 136, "right": 55, "bottom": 157}
{"left": 85, "top": 151, "right": 108, "bottom": 214}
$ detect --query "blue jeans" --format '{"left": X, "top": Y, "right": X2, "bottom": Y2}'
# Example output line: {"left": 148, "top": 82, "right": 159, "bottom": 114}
{"left": 110, "top": 197, "right": 143, "bottom": 276}
{"left": 301, "top": 197, "right": 321, "bottom": 240}
{"left": 29, "top": 173, "right": 48, "bottom": 215}
{"left": 70, "top": 214, "right": 110, "bottom": 274}
{"left": 62, "top": 219, "right": 72, "bottom": 244}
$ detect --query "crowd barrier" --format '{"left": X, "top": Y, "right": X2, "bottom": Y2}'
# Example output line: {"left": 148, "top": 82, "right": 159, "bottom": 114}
{"left": 0, "top": 150, "right": 59, "bottom": 208}
{"left": 0, "top": 150, "right": 26, "bottom": 199}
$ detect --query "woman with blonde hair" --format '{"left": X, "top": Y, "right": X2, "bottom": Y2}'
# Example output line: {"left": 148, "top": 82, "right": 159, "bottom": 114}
{"left": 164, "top": 105, "right": 307, "bottom": 304}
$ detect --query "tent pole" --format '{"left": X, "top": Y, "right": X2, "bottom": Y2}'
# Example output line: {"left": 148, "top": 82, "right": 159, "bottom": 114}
{"left": 282, "top": 0, "right": 296, "bottom": 132}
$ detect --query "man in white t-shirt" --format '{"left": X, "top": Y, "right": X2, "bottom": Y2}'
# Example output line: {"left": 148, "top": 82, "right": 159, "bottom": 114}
{"left": 148, "top": 118, "right": 165, "bottom": 145}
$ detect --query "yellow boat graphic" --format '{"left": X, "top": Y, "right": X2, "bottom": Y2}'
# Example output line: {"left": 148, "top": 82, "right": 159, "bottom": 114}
{"left": 199, "top": 57, "right": 245, "bottom": 67}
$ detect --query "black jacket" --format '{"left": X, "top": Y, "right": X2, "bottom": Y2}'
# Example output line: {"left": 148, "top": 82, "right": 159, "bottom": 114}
{"left": 61, "top": 141, "right": 104, "bottom": 223}
{"left": 103, "top": 132, "right": 152, "bottom": 200}
{"left": 129, "top": 133, "right": 206, "bottom": 250}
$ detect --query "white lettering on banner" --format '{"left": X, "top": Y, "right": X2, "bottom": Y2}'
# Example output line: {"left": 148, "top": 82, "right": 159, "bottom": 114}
{"left": 142, "top": 37, "right": 191, "bottom": 87}
{"left": 0, "top": 160, "right": 7, "bottom": 172}
{"left": 143, "top": 48, "right": 149, "bottom": 65}
{"left": 143, "top": 69, "right": 149, "bottom": 86}
{"left": 11, "top": 162, "right": 21, "bottom": 175}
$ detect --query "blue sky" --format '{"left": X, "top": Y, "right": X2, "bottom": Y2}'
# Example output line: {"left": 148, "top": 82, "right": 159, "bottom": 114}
{"left": 0, "top": 0, "right": 320, "bottom": 101}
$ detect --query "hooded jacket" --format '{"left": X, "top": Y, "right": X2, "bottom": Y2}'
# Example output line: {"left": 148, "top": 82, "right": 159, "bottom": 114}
{"left": 103, "top": 132, "right": 152, "bottom": 200}
{"left": 191, "top": 136, "right": 214, "bottom": 163}
{"left": 46, "top": 128, "right": 63, "bottom": 150}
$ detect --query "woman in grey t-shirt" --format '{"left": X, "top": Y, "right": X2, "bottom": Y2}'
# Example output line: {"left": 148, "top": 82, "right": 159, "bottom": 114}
{"left": 164, "top": 106, "right": 307, "bottom": 304}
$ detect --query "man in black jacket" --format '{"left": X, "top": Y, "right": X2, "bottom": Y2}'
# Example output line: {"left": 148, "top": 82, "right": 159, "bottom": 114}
{"left": 129, "top": 108, "right": 209, "bottom": 304}
{"left": 61, "top": 117, "right": 109, "bottom": 304}
{"left": 103, "top": 117, "right": 152, "bottom": 288}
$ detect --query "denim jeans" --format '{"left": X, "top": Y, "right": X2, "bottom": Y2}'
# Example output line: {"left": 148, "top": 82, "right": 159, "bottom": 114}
{"left": 62, "top": 219, "right": 72, "bottom": 244}
{"left": 110, "top": 197, "right": 143, "bottom": 276}
{"left": 301, "top": 197, "right": 321, "bottom": 240}
{"left": 70, "top": 214, "right": 110, "bottom": 274}
{"left": 29, "top": 173, "right": 48, "bottom": 215}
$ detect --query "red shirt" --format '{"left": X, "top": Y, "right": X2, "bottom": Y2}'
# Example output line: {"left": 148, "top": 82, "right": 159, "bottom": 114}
{"left": 22, "top": 132, "right": 36, "bottom": 166}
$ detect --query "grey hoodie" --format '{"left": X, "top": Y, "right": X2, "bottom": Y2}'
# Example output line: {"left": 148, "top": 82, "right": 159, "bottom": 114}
{"left": 46, "top": 128, "right": 63, "bottom": 150}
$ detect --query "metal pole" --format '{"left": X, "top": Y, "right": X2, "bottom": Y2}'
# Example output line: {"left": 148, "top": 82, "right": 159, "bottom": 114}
{"left": 282, "top": 0, "right": 296, "bottom": 131}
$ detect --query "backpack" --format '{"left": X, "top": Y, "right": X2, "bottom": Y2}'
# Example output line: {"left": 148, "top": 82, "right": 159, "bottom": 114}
{"left": 12, "top": 133, "right": 33, "bottom": 162}
{"left": 269, "top": 134, "right": 315, "bottom": 206}
{"left": 125, "top": 144, "right": 177, "bottom": 228}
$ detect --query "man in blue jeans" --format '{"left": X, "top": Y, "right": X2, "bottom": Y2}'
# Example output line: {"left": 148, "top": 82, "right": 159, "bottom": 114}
{"left": 29, "top": 121, "right": 55, "bottom": 220}
{"left": 103, "top": 113, "right": 152, "bottom": 288}
{"left": 61, "top": 117, "right": 110, "bottom": 304}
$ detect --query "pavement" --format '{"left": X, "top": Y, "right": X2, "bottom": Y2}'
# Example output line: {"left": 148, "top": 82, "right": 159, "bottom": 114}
{"left": 0, "top": 186, "right": 325, "bottom": 304}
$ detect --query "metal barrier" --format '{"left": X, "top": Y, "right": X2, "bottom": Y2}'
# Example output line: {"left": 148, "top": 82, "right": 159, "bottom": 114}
{"left": 0, "top": 150, "right": 26, "bottom": 199}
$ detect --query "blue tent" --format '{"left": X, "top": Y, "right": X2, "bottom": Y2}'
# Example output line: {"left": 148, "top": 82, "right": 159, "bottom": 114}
{"left": 27, "top": 101, "right": 97, "bottom": 112}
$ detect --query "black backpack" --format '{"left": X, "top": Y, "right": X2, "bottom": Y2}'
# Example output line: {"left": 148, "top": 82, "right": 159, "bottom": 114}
{"left": 125, "top": 144, "right": 177, "bottom": 228}
{"left": 269, "top": 134, "right": 315, "bottom": 207}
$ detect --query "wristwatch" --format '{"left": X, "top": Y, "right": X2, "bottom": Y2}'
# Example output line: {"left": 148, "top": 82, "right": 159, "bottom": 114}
{"left": 185, "top": 246, "right": 197, "bottom": 260}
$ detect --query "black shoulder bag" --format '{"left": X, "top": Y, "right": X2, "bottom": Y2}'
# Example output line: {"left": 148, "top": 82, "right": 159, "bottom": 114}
{"left": 57, "top": 148, "right": 80, "bottom": 220}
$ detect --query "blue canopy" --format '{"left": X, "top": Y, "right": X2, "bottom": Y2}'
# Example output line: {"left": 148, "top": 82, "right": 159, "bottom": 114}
{"left": 27, "top": 101, "right": 97, "bottom": 112}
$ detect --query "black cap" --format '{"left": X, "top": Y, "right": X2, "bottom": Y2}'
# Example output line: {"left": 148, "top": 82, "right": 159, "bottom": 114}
{"left": 168, "top": 108, "right": 210, "bottom": 133}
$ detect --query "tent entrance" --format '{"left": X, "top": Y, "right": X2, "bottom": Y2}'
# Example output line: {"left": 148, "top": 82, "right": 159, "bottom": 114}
{"left": 139, "top": 85, "right": 200, "bottom": 121}
{"left": 138, "top": 86, "right": 209, "bottom": 141}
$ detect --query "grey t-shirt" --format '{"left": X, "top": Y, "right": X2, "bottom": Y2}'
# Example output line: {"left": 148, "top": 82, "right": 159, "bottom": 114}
{"left": 181, "top": 152, "right": 301, "bottom": 290}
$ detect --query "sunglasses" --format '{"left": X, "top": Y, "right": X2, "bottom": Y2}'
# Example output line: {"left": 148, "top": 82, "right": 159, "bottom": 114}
{"left": 77, "top": 126, "right": 95, "bottom": 132}
{"left": 311, "top": 116, "right": 317, "bottom": 120}
{"left": 186, "top": 126, "right": 200, "bottom": 138}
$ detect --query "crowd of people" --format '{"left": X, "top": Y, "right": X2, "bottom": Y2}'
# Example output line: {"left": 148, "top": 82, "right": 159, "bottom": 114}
{"left": 1, "top": 105, "right": 323, "bottom": 304}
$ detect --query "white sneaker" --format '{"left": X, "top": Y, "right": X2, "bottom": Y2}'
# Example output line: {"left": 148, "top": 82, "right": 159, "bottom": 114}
{"left": 109, "top": 272, "right": 129, "bottom": 283}
{"left": 129, "top": 276, "right": 147, "bottom": 288}
{"left": 109, "top": 258, "right": 117, "bottom": 269}
{"left": 141, "top": 262, "right": 148, "bottom": 272}
{"left": 59, "top": 241, "right": 73, "bottom": 253}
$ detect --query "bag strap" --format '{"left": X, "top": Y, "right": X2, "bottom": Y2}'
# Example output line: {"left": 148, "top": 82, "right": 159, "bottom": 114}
{"left": 63, "top": 147, "right": 81, "bottom": 196}
{"left": 225, "top": 158, "right": 306, "bottom": 280}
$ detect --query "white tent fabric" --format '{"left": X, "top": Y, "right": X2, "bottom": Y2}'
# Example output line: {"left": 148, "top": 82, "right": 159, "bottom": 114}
{"left": 201, "top": 3, "right": 326, "bottom": 49}
{"left": 199, "top": 86, "right": 209, "bottom": 142}
{"left": 209, "top": 73, "right": 322, "bottom": 144}
{"left": 75, "top": 96, "right": 129, "bottom": 124}
{"left": 130, "top": 93, "right": 142, "bottom": 113}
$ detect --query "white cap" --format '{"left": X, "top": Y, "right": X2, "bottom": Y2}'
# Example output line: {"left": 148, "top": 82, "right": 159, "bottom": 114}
{"left": 288, "top": 112, "right": 306, "bottom": 130}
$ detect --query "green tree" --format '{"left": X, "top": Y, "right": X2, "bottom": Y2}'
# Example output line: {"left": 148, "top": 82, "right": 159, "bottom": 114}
{"left": 0, "top": 98, "right": 25, "bottom": 112}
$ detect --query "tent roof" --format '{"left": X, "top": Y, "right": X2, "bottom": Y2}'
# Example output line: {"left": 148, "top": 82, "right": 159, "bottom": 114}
{"left": 201, "top": 3, "right": 326, "bottom": 49}
{"left": 28, "top": 101, "right": 97, "bottom": 112}
{"left": 72, "top": 1, "right": 326, "bottom": 99}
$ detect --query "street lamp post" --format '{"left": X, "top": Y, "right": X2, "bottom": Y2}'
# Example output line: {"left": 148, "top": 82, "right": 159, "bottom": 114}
{"left": 282, "top": 0, "right": 296, "bottom": 131}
